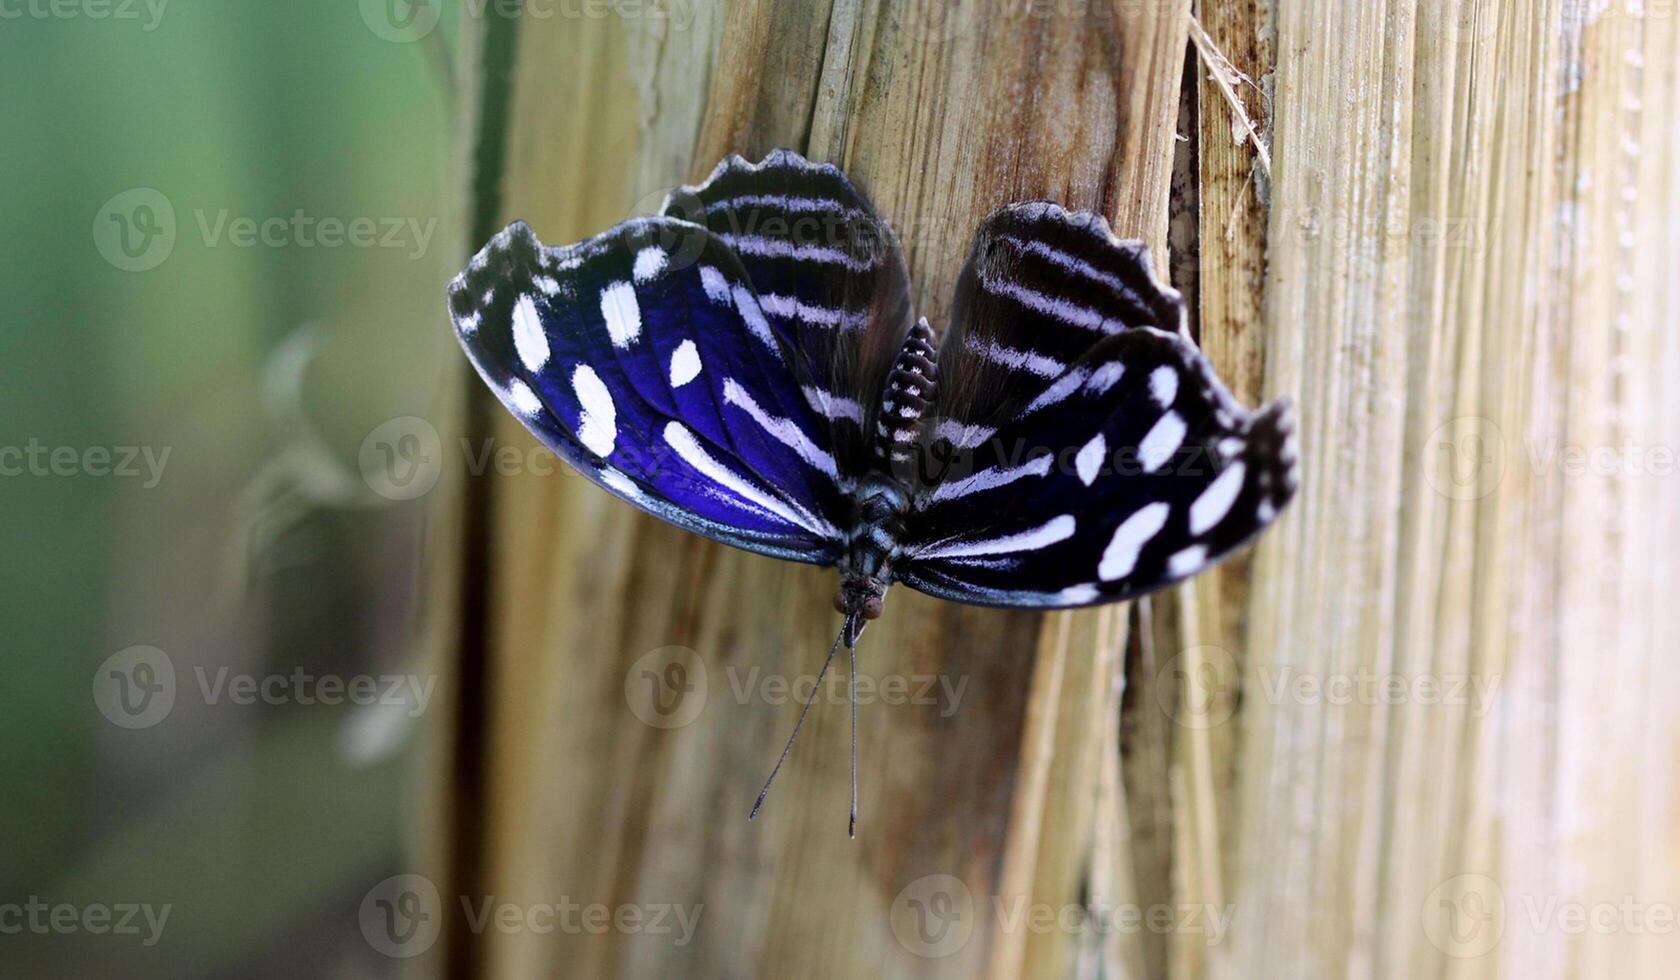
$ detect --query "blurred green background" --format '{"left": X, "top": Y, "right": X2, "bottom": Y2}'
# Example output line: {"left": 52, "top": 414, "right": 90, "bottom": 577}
{"left": 1, "top": 1, "right": 466, "bottom": 974}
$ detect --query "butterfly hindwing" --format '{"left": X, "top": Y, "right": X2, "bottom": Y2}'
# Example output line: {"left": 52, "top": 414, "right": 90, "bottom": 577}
{"left": 899, "top": 204, "right": 1297, "bottom": 608}
{"left": 924, "top": 202, "right": 1189, "bottom": 466}
{"left": 662, "top": 150, "right": 914, "bottom": 478}
{"left": 448, "top": 217, "right": 846, "bottom": 564}
{"left": 902, "top": 328, "right": 1298, "bottom": 606}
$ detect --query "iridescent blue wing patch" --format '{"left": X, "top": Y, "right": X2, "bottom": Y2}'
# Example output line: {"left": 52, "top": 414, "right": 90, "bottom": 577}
{"left": 448, "top": 217, "right": 847, "bottom": 564}
{"left": 661, "top": 149, "right": 914, "bottom": 479}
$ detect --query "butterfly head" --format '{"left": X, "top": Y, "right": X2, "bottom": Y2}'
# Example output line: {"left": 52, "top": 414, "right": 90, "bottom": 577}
{"left": 833, "top": 577, "right": 888, "bottom": 623}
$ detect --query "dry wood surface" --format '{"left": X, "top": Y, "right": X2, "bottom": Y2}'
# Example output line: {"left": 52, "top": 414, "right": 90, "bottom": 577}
{"left": 426, "top": 2, "right": 1680, "bottom": 977}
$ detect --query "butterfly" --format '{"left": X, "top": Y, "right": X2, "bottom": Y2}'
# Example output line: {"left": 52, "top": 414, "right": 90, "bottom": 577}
{"left": 447, "top": 149, "right": 1299, "bottom": 835}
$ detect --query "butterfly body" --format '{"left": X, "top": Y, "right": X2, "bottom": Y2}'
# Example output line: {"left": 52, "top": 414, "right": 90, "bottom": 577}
{"left": 446, "top": 149, "right": 1299, "bottom": 831}
{"left": 834, "top": 474, "right": 904, "bottom": 629}
{"left": 834, "top": 314, "right": 941, "bottom": 630}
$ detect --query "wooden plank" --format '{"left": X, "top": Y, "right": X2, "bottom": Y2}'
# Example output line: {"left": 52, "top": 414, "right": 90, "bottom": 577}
{"left": 466, "top": 3, "right": 1191, "bottom": 976}
{"left": 1223, "top": 1, "right": 1680, "bottom": 977}
{"left": 444, "top": 1, "right": 1680, "bottom": 976}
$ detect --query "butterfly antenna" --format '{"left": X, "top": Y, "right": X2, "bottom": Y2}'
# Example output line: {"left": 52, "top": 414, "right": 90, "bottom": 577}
{"left": 749, "top": 615, "right": 849, "bottom": 826}
{"left": 847, "top": 621, "right": 859, "bottom": 838}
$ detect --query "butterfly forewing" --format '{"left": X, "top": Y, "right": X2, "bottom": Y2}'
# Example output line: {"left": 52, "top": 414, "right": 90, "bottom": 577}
{"left": 448, "top": 217, "right": 846, "bottom": 564}
{"left": 662, "top": 150, "right": 914, "bottom": 478}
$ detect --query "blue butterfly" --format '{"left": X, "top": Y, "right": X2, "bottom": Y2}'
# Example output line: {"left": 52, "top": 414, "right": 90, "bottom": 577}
{"left": 448, "top": 149, "right": 1298, "bottom": 834}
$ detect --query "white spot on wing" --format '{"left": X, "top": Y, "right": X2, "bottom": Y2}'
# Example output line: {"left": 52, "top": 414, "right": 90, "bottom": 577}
{"left": 662, "top": 422, "right": 836, "bottom": 536}
{"left": 512, "top": 294, "right": 549, "bottom": 370}
{"left": 1058, "top": 584, "right": 1100, "bottom": 604}
{"left": 699, "top": 265, "right": 731, "bottom": 304}
{"left": 803, "top": 386, "right": 864, "bottom": 423}
{"left": 1190, "top": 462, "right": 1246, "bottom": 534}
{"left": 1138, "top": 411, "right": 1187, "bottom": 473}
{"left": 914, "top": 515, "right": 1075, "bottom": 560}
{"left": 1022, "top": 368, "right": 1091, "bottom": 416}
{"left": 1167, "top": 545, "right": 1208, "bottom": 577}
{"left": 721, "top": 378, "right": 837, "bottom": 478}
{"left": 696, "top": 193, "right": 866, "bottom": 221}
{"left": 1085, "top": 361, "right": 1125, "bottom": 394}
{"left": 924, "top": 455, "right": 1053, "bottom": 504}
{"left": 632, "top": 246, "right": 668, "bottom": 283}
{"left": 600, "top": 468, "right": 641, "bottom": 500}
{"left": 758, "top": 293, "right": 869, "bottom": 331}
{"left": 1076, "top": 434, "right": 1107, "bottom": 485}
{"left": 731, "top": 284, "right": 778, "bottom": 350}
{"left": 1149, "top": 365, "right": 1179, "bottom": 407}
{"left": 718, "top": 233, "right": 872, "bottom": 271}
{"left": 507, "top": 379, "right": 543, "bottom": 417}
{"left": 994, "top": 234, "right": 1153, "bottom": 308}
{"left": 669, "top": 340, "right": 701, "bottom": 388}
{"left": 963, "top": 334, "right": 1064, "bottom": 378}
{"left": 934, "top": 419, "right": 998, "bottom": 449}
{"left": 980, "top": 271, "right": 1114, "bottom": 333}
{"left": 599, "top": 281, "right": 642, "bottom": 348}
{"left": 1099, "top": 502, "right": 1169, "bottom": 581}
{"left": 534, "top": 275, "right": 562, "bottom": 297}
{"left": 571, "top": 365, "right": 617, "bottom": 457}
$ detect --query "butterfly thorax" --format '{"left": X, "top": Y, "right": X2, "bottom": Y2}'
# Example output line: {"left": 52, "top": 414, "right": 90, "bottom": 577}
{"left": 834, "top": 317, "right": 937, "bottom": 626}
{"left": 836, "top": 475, "right": 908, "bottom": 620}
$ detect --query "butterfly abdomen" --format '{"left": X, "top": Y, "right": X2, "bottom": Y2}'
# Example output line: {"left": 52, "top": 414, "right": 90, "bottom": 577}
{"left": 873, "top": 317, "right": 937, "bottom": 468}
{"left": 836, "top": 319, "right": 938, "bottom": 620}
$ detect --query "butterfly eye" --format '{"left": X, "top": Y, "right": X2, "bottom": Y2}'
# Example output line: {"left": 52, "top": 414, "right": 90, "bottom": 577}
{"left": 861, "top": 595, "right": 885, "bottom": 620}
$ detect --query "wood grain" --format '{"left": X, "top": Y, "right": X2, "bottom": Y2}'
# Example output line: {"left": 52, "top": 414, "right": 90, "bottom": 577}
{"left": 435, "top": 1, "right": 1680, "bottom": 977}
